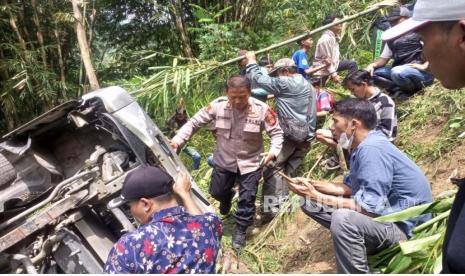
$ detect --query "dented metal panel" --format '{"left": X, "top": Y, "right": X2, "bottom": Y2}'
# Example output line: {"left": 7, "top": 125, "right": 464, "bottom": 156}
{"left": 0, "top": 190, "right": 88, "bottom": 252}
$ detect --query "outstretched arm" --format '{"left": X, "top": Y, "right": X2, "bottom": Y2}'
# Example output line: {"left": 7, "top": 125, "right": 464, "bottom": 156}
{"left": 244, "top": 51, "right": 288, "bottom": 95}
{"left": 171, "top": 103, "right": 215, "bottom": 149}
{"left": 288, "top": 178, "right": 374, "bottom": 216}
{"left": 263, "top": 108, "right": 284, "bottom": 162}
{"left": 173, "top": 173, "right": 203, "bottom": 215}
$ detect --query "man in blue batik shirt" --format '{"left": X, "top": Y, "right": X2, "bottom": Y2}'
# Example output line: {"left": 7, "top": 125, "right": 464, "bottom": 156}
{"left": 288, "top": 99, "right": 432, "bottom": 273}
{"left": 104, "top": 166, "right": 222, "bottom": 274}
{"left": 292, "top": 36, "right": 330, "bottom": 79}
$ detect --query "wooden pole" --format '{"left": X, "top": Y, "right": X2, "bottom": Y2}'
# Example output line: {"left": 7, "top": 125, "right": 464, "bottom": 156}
{"left": 72, "top": 0, "right": 100, "bottom": 92}
{"left": 134, "top": 0, "right": 396, "bottom": 95}
{"left": 218, "top": 1, "right": 396, "bottom": 67}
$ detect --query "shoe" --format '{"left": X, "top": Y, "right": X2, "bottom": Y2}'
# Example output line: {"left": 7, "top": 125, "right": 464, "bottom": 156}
{"left": 386, "top": 86, "right": 403, "bottom": 96}
{"left": 232, "top": 226, "right": 247, "bottom": 249}
{"left": 258, "top": 213, "right": 275, "bottom": 225}
{"left": 390, "top": 90, "right": 411, "bottom": 101}
{"left": 372, "top": 75, "right": 395, "bottom": 90}
{"left": 219, "top": 200, "right": 232, "bottom": 216}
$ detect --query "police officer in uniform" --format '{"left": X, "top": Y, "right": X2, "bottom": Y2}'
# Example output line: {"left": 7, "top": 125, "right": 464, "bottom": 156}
{"left": 171, "top": 75, "right": 284, "bottom": 248}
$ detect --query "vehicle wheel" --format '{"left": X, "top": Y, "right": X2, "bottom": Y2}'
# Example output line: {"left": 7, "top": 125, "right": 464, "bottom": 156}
{"left": 0, "top": 153, "right": 16, "bottom": 187}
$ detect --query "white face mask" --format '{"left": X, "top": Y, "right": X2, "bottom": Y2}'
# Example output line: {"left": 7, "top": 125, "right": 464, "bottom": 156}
{"left": 338, "top": 126, "right": 356, "bottom": 150}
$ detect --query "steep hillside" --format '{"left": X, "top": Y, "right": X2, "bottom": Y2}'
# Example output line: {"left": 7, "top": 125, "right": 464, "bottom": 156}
{"left": 187, "top": 83, "right": 465, "bottom": 273}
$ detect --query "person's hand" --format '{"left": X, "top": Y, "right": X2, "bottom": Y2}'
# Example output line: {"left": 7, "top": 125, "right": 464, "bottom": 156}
{"left": 169, "top": 140, "right": 179, "bottom": 151}
{"left": 173, "top": 173, "right": 191, "bottom": 199}
{"left": 316, "top": 129, "right": 337, "bottom": 148}
{"left": 331, "top": 74, "right": 341, "bottom": 84}
{"left": 263, "top": 153, "right": 275, "bottom": 166}
{"left": 245, "top": 51, "right": 257, "bottom": 64}
{"left": 287, "top": 177, "right": 317, "bottom": 197}
{"left": 365, "top": 64, "right": 375, "bottom": 76}
{"left": 323, "top": 57, "right": 331, "bottom": 67}
{"left": 405, "top": 63, "right": 427, "bottom": 71}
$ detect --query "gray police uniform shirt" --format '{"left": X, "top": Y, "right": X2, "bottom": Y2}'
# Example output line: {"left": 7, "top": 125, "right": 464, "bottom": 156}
{"left": 172, "top": 97, "right": 283, "bottom": 174}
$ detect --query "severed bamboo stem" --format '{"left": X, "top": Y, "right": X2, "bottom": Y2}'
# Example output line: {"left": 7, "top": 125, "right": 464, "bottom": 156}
{"left": 304, "top": 146, "right": 329, "bottom": 178}
{"left": 135, "top": 0, "right": 396, "bottom": 95}
{"left": 219, "top": 0, "right": 396, "bottom": 67}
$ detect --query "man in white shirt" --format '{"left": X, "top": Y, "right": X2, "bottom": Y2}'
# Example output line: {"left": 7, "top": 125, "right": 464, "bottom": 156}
{"left": 312, "top": 14, "right": 358, "bottom": 85}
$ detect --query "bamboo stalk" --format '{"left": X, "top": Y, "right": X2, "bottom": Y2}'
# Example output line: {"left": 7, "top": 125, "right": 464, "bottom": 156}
{"left": 304, "top": 147, "right": 329, "bottom": 178}
{"left": 222, "top": 1, "right": 395, "bottom": 66}
{"left": 4, "top": 0, "right": 27, "bottom": 52}
{"left": 54, "top": 26, "right": 67, "bottom": 91}
{"left": 72, "top": 0, "right": 100, "bottom": 92}
{"left": 31, "top": 0, "right": 48, "bottom": 68}
{"left": 134, "top": 0, "right": 396, "bottom": 95}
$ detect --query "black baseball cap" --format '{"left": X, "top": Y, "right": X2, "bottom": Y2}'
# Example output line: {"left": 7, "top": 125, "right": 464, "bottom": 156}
{"left": 386, "top": 7, "right": 411, "bottom": 22}
{"left": 107, "top": 166, "right": 174, "bottom": 209}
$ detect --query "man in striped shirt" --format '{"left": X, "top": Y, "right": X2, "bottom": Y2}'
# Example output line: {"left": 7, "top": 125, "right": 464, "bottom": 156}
{"left": 343, "top": 70, "right": 397, "bottom": 141}
{"left": 316, "top": 70, "right": 397, "bottom": 152}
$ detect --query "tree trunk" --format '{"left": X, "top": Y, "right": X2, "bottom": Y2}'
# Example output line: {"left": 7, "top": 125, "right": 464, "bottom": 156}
{"left": 170, "top": 0, "right": 194, "bottom": 59}
{"left": 31, "top": 0, "right": 47, "bottom": 68}
{"left": 18, "top": 1, "right": 34, "bottom": 50}
{"left": 238, "top": 0, "right": 258, "bottom": 29}
{"left": 88, "top": 2, "right": 96, "bottom": 46}
{"left": 234, "top": 0, "right": 241, "bottom": 22}
{"left": 4, "top": 0, "right": 27, "bottom": 52}
{"left": 71, "top": 0, "right": 99, "bottom": 91}
{"left": 53, "top": 26, "right": 66, "bottom": 87}
{"left": 224, "top": 0, "right": 232, "bottom": 23}
{"left": 0, "top": 48, "right": 9, "bottom": 81}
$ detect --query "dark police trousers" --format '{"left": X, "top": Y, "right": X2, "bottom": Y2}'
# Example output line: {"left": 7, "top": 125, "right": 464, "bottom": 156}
{"left": 209, "top": 166, "right": 262, "bottom": 228}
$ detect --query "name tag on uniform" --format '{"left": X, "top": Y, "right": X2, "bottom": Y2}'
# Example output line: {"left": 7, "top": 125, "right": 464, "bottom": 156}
{"left": 244, "top": 123, "right": 260, "bottom": 133}
{"left": 215, "top": 117, "right": 231, "bottom": 129}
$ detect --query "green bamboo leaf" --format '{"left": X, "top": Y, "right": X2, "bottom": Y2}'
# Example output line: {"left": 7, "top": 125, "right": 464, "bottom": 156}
{"left": 172, "top": 70, "right": 179, "bottom": 89}
{"left": 172, "top": 57, "right": 178, "bottom": 68}
{"left": 390, "top": 256, "right": 412, "bottom": 274}
{"left": 176, "top": 69, "right": 182, "bottom": 95}
{"left": 430, "top": 197, "right": 454, "bottom": 213}
{"left": 374, "top": 202, "right": 433, "bottom": 222}
{"left": 185, "top": 68, "right": 191, "bottom": 90}
{"left": 399, "top": 234, "right": 441, "bottom": 255}
{"left": 385, "top": 253, "right": 403, "bottom": 273}
{"left": 199, "top": 18, "right": 214, "bottom": 23}
{"left": 147, "top": 66, "right": 172, "bottom": 71}
{"left": 433, "top": 253, "right": 443, "bottom": 274}
{"left": 375, "top": 196, "right": 454, "bottom": 223}
{"left": 412, "top": 210, "right": 450, "bottom": 234}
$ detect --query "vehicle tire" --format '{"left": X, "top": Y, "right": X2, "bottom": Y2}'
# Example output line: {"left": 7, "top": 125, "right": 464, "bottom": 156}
{"left": 0, "top": 153, "right": 16, "bottom": 187}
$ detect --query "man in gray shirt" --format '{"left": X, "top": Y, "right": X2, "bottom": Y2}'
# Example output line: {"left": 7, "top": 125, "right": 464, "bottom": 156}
{"left": 244, "top": 51, "right": 317, "bottom": 222}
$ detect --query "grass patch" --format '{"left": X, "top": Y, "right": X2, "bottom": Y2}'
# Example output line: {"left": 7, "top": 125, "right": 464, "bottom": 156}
{"left": 160, "top": 82, "right": 465, "bottom": 273}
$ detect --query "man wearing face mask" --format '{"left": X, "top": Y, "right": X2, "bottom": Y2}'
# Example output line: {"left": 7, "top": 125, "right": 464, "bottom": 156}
{"left": 171, "top": 75, "right": 284, "bottom": 249}
{"left": 288, "top": 98, "right": 432, "bottom": 273}
{"left": 104, "top": 167, "right": 222, "bottom": 273}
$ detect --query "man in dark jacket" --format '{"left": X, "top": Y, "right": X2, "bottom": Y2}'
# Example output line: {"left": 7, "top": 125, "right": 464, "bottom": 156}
{"left": 366, "top": 6, "right": 434, "bottom": 98}
{"left": 382, "top": 0, "right": 465, "bottom": 272}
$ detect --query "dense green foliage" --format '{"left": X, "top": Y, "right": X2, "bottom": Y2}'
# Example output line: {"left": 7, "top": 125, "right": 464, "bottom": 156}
{"left": 0, "top": 0, "right": 386, "bottom": 133}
